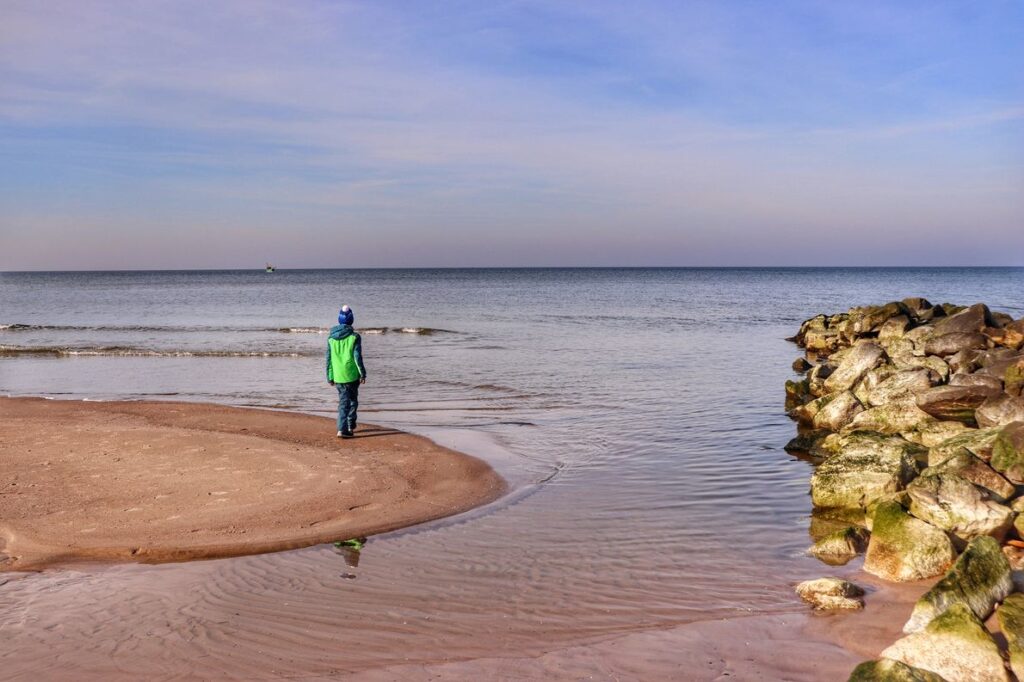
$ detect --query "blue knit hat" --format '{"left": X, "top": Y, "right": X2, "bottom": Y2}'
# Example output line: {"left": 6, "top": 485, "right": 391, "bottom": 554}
{"left": 338, "top": 305, "right": 354, "bottom": 326}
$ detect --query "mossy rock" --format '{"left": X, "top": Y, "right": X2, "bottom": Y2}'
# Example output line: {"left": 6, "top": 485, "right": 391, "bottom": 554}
{"left": 903, "top": 536, "right": 1012, "bottom": 634}
{"left": 848, "top": 658, "right": 948, "bottom": 682}
{"left": 927, "top": 451, "right": 1015, "bottom": 502}
{"left": 927, "top": 428, "right": 1000, "bottom": 467}
{"left": 881, "top": 603, "right": 1008, "bottom": 682}
{"left": 847, "top": 401, "right": 935, "bottom": 435}
{"left": 996, "top": 593, "right": 1024, "bottom": 682}
{"left": 811, "top": 433, "right": 922, "bottom": 512}
{"left": 863, "top": 500, "right": 955, "bottom": 582}
{"left": 795, "top": 576, "right": 865, "bottom": 610}
{"left": 905, "top": 420, "right": 971, "bottom": 448}
{"left": 990, "top": 422, "right": 1024, "bottom": 484}
{"left": 809, "top": 526, "right": 870, "bottom": 565}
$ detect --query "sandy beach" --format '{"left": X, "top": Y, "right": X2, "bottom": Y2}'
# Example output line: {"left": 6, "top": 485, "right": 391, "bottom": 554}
{"left": 0, "top": 397, "right": 505, "bottom": 571}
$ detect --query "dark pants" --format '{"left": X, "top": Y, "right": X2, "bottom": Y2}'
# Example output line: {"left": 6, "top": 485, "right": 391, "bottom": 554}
{"left": 336, "top": 381, "right": 359, "bottom": 432}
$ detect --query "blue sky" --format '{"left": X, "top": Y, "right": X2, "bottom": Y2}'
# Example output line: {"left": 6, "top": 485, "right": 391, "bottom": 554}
{"left": 1, "top": 0, "right": 1021, "bottom": 268}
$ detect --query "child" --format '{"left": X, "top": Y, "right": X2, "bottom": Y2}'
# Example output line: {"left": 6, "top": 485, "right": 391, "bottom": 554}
{"left": 326, "top": 305, "right": 367, "bottom": 438}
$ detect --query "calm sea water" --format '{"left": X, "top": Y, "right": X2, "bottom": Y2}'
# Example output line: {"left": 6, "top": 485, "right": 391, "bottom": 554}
{"left": 2, "top": 267, "right": 1023, "bottom": 673}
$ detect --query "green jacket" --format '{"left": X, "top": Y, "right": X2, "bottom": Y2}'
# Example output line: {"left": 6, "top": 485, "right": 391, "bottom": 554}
{"left": 326, "top": 324, "right": 366, "bottom": 383}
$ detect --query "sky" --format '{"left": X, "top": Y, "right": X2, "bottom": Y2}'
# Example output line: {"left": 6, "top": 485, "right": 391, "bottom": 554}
{"left": 1, "top": 0, "right": 1022, "bottom": 269}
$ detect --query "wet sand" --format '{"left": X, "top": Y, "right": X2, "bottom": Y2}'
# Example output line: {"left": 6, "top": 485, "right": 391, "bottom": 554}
{"left": 0, "top": 397, "right": 505, "bottom": 570}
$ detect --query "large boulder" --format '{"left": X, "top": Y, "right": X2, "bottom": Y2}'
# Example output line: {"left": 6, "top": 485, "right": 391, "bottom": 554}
{"left": 881, "top": 603, "right": 1009, "bottom": 682}
{"left": 811, "top": 433, "right": 922, "bottom": 512}
{"left": 947, "top": 349, "right": 982, "bottom": 375}
{"left": 990, "top": 422, "right": 1024, "bottom": 483}
{"left": 948, "top": 373, "right": 1002, "bottom": 391}
{"left": 906, "top": 473, "right": 1013, "bottom": 544}
{"left": 928, "top": 428, "right": 1001, "bottom": 466}
{"left": 906, "top": 420, "right": 971, "bottom": 448}
{"left": 809, "top": 526, "right": 870, "bottom": 565}
{"left": 848, "top": 658, "right": 948, "bottom": 681}
{"left": 903, "top": 536, "right": 1012, "bottom": 634}
{"left": 984, "top": 325, "right": 1024, "bottom": 351}
{"left": 813, "top": 391, "right": 864, "bottom": 430}
{"left": 789, "top": 392, "right": 835, "bottom": 425}
{"left": 864, "top": 500, "right": 955, "bottom": 582}
{"left": 928, "top": 450, "right": 1015, "bottom": 502}
{"left": 931, "top": 303, "right": 995, "bottom": 337}
{"left": 916, "top": 384, "right": 1001, "bottom": 424}
{"left": 863, "top": 369, "right": 936, "bottom": 408}
{"left": 975, "top": 394, "right": 1024, "bottom": 428}
{"left": 825, "top": 343, "right": 886, "bottom": 393}
{"left": 923, "top": 333, "right": 988, "bottom": 358}
{"left": 795, "top": 577, "right": 865, "bottom": 610}
{"left": 847, "top": 400, "right": 934, "bottom": 435}
{"left": 996, "top": 593, "right": 1024, "bottom": 681}
{"left": 878, "top": 315, "right": 912, "bottom": 347}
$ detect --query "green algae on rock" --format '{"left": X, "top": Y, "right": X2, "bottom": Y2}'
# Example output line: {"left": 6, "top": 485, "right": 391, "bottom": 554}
{"left": 809, "top": 526, "right": 870, "bottom": 565}
{"left": 863, "top": 500, "right": 954, "bottom": 582}
{"left": 905, "top": 473, "right": 1013, "bottom": 545}
{"left": 902, "top": 536, "right": 1012, "bottom": 634}
{"left": 810, "top": 433, "right": 921, "bottom": 512}
{"left": 847, "top": 658, "right": 948, "bottom": 682}
{"left": 990, "top": 422, "right": 1024, "bottom": 483}
{"left": 881, "top": 603, "right": 1009, "bottom": 682}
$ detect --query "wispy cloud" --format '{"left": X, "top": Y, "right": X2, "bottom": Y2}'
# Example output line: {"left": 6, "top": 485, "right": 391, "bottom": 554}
{"left": 1, "top": 0, "right": 1022, "bottom": 267}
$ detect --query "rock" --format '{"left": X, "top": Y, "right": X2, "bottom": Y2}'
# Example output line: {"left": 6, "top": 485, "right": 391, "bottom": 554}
{"left": 879, "top": 315, "right": 912, "bottom": 345}
{"left": 931, "top": 303, "right": 995, "bottom": 337}
{"left": 923, "top": 333, "right": 988, "bottom": 358}
{"left": 1006, "top": 359, "right": 1024, "bottom": 397}
{"left": 1003, "top": 545, "right": 1024, "bottom": 592}
{"left": 811, "top": 433, "right": 922, "bottom": 512}
{"left": 903, "top": 326, "right": 934, "bottom": 350}
{"left": 848, "top": 302, "right": 912, "bottom": 337}
{"left": 976, "top": 394, "right": 1024, "bottom": 428}
{"left": 975, "top": 352, "right": 1024, "bottom": 382}
{"left": 891, "top": 353, "right": 950, "bottom": 383}
{"left": 984, "top": 325, "right": 1024, "bottom": 351}
{"left": 881, "top": 603, "right": 1009, "bottom": 682}
{"left": 792, "top": 357, "right": 813, "bottom": 373}
{"left": 915, "top": 384, "right": 1001, "bottom": 424}
{"left": 997, "top": 593, "right": 1024, "bottom": 682}
{"left": 927, "top": 450, "right": 1015, "bottom": 502}
{"left": 906, "top": 420, "right": 971, "bottom": 448}
{"left": 809, "top": 526, "right": 870, "bottom": 565}
{"left": 928, "top": 428, "right": 1001, "bottom": 466}
{"left": 864, "top": 369, "right": 936, "bottom": 408}
{"left": 795, "top": 577, "right": 865, "bottom": 610}
{"left": 791, "top": 392, "right": 838, "bottom": 426}
{"left": 991, "top": 422, "right": 1024, "bottom": 483}
{"left": 906, "top": 473, "right": 1013, "bottom": 544}
{"left": 902, "top": 297, "right": 934, "bottom": 313}
{"left": 847, "top": 400, "right": 934, "bottom": 435}
{"left": 848, "top": 658, "right": 948, "bottom": 682}
{"left": 903, "top": 536, "right": 1012, "bottom": 633}
{"left": 948, "top": 373, "right": 1003, "bottom": 391}
{"left": 784, "top": 428, "right": 830, "bottom": 455}
{"left": 814, "top": 391, "right": 864, "bottom": 430}
{"left": 947, "top": 349, "right": 982, "bottom": 375}
{"left": 863, "top": 499, "right": 955, "bottom": 582}
{"left": 825, "top": 343, "right": 886, "bottom": 393}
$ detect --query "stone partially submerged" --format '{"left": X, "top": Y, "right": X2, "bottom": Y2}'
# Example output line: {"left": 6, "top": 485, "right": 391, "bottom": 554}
{"left": 809, "top": 526, "right": 870, "bottom": 565}
{"left": 903, "top": 536, "right": 1012, "bottom": 634}
{"left": 863, "top": 500, "right": 955, "bottom": 582}
{"left": 810, "top": 433, "right": 922, "bottom": 512}
{"left": 847, "top": 659, "right": 948, "bottom": 682}
{"left": 881, "top": 603, "right": 1009, "bottom": 682}
{"left": 795, "top": 577, "right": 865, "bottom": 611}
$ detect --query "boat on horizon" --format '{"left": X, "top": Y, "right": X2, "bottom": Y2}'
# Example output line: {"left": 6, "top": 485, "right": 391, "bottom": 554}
{"left": 265, "top": 263, "right": 275, "bottom": 273}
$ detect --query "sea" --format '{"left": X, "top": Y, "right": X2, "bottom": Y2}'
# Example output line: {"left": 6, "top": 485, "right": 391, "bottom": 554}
{"left": 1, "top": 267, "right": 1022, "bottom": 676}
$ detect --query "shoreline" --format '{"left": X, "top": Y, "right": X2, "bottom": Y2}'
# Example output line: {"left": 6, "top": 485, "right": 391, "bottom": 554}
{"left": 0, "top": 396, "right": 507, "bottom": 571}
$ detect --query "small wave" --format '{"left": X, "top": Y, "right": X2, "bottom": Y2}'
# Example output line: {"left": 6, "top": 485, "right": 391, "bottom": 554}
{"left": 396, "top": 327, "right": 455, "bottom": 335}
{"left": 0, "top": 345, "right": 311, "bottom": 358}
{"left": 277, "top": 327, "right": 328, "bottom": 334}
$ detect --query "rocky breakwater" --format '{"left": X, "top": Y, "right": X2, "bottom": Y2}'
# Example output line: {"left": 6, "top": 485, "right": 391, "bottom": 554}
{"left": 786, "top": 298, "right": 1024, "bottom": 681}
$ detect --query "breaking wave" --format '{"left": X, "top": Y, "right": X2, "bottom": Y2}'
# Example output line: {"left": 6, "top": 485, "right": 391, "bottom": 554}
{"left": 0, "top": 345, "right": 313, "bottom": 358}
